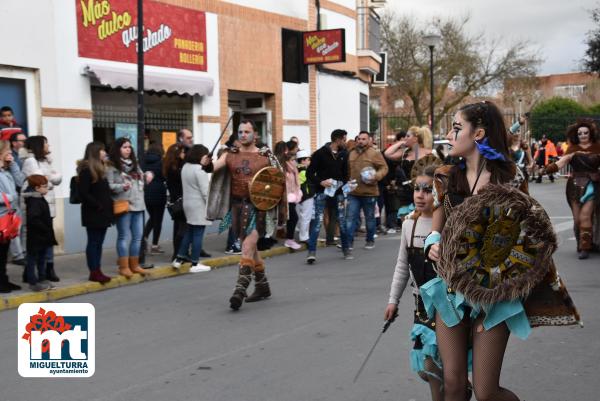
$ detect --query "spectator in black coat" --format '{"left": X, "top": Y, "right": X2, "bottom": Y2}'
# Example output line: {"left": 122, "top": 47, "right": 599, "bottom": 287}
{"left": 142, "top": 142, "right": 167, "bottom": 254}
{"left": 23, "top": 175, "right": 57, "bottom": 291}
{"left": 164, "top": 143, "right": 186, "bottom": 261}
{"left": 77, "top": 142, "right": 113, "bottom": 284}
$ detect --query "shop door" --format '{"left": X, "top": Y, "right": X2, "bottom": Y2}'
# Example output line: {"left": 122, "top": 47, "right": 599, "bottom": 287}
{"left": 0, "top": 77, "right": 28, "bottom": 134}
{"left": 242, "top": 111, "right": 272, "bottom": 147}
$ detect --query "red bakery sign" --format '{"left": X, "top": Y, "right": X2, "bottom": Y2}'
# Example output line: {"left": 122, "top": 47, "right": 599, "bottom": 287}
{"left": 303, "top": 29, "right": 346, "bottom": 64}
{"left": 76, "top": 0, "right": 207, "bottom": 71}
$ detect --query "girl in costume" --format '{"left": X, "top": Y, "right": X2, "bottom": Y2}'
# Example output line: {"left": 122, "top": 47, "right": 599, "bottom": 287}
{"left": 384, "top": 162, "right": 445, "bottom": 401}
{"left": 422, "top": 101, "right": 580, "bottom": 401}
{"left": 544, "top": 119, "right": 600, "bottom": 259}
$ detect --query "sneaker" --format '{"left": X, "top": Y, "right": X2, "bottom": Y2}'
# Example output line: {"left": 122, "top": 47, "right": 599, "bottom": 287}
{"left": 336, "top": 244, "right": 353, "bottom": 250}
{"left": 189, "top": 263, "right": 211, "bottom": 273}
{"left": 365, "top": 241, "right": 375, "bottom": 250}
{"left": 284, "top": 239, "right": 302, "bottom": 250}
{"left": 386, "top": 228, "right": 397, "bottom": 234}
{"left": 343, "top": 250, "right": 354, "bottom": 260}
{"left": 29, "top": 282, "right": 50, "bottom": 292}
{"left": 11, "top": 258, "right": 26, "bottom": 266}
{"left": 306, "top": 252, "right": 316, "bottom": 264}
{"left": 199, "top": 250, "right": 212, "bottom": 258}
{"left": 225, "top": 246, "right": 242, "bottom": 255}
{"left": 40, "top": 280, "right": 56, "bottom": 289}
{"left": 172, "top": 258, "right": 184, "bottom": 269}
{"left": 150, "top": 245, "right": 165, "bottom": 254}
{"left": 325, "top": 241, "right": 338, "bottom": 246}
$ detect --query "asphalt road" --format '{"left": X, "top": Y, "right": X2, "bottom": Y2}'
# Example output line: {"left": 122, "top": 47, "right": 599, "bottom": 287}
{"left": 0, "top": 180, "right": 597, "bottom": 401}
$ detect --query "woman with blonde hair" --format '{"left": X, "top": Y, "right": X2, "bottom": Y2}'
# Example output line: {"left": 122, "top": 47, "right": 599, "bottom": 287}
{"left": 384, "top": 126, "right": 434, "bottom": 222}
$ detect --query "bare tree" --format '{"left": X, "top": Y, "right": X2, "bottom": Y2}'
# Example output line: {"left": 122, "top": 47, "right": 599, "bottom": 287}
{"left": 380, "top": 13, "right": 541, "bottom": 128}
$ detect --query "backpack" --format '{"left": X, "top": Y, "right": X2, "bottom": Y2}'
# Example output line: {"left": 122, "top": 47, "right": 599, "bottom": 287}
{"left": 0, "top": 193, "right": 22, "bottom": 243}
{"left": 69, "top": 176, "right": 81, "bottom": 204}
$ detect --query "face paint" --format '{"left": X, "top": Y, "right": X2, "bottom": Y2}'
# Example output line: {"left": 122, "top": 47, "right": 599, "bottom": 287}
{"left": 413, "top": 183, "right": 433, "bottom": 193}
{"left": 452, "top": 122, "right": 462, "bottom": 140}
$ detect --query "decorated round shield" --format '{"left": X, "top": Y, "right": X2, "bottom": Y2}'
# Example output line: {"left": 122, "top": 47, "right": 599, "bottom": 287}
{"left": 438, "top": 184, "right": 557, "bottom": 305}
{"left": 249, "top": 166, "right": 286, "bottom": 211}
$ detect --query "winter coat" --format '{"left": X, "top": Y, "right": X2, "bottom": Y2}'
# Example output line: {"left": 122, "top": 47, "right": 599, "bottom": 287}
{"left": 166, "top": 166, "right": 183, "bottom": 202}
{"left": 77, "top": 163, "right": 114, "bottom": 228}
{"left": 306, "top": 143, "right": 349, "bottom": 195}
{"left": 106, "top": 161, "right": 146, "bottom": 212}
{"left": 181, "top": 163, "right": 211, "bottom": 226}
{"left": 20, "top": 151, "right": 62, "bottom": 218}
{"left": 141, "top": 150, "right": 167, "bottom": 206}
{"left": 24, "top": 189, "right": 57, "bottom": 252}
{"left": 285, "top": 160, "right": 302, "bottom": 204}
{"left": 0, "top": 169, "right": 19, "bottom": 217}
{"left": 347, "top": 145, "right": 389, "bottom": 197}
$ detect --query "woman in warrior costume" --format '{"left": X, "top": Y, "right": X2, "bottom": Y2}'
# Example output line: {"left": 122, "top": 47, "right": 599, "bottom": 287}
{"left": 544, "top": 119, "right": 600, "bottom": 259}
{"left": 384, "top": 126, "right": 433, "bottom": 221}
{"left": 422, "top": 101, "right": 579, "bottom": 401}
{"left": 509, "top": 131, "right": 533, "bottom": 183}
{"left": 384, "top": 163, "right": 446, "bottom": 401}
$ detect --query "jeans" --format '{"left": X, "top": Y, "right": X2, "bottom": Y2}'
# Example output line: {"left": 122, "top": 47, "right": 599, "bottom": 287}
{"left": 116, "top": 211, "right": 144, "bottom": 257}
{"left": 177, "top": 224, "right": 206, "bottom": 263}
{"left": 308, "top": 192, "right": 349, "bottom": 252}
{"left": 172, "top": 216, "right": 187, "bottom": 261}
{"left": 346, "top": 195, "right": 377, "bottom": 244}
{"left": 86, "top": 227, "right": 108, "bottom": 271}
{"left": 26, "top": 247, "right": 51, "bottom": 285}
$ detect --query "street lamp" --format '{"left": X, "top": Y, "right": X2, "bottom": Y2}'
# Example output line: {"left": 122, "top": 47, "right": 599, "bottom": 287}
{"left": 423, "top": 33, "right": 441, "bottom": 136}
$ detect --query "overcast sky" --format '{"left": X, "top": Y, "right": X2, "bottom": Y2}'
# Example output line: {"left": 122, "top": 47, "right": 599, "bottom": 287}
{"left": 387, "top": 0, "right": 598, "bottom": 75}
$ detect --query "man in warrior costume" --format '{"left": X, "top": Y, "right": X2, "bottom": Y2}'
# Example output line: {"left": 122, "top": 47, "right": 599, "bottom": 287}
{"left": 544, "top": 118, "right": 600, "bottom": 259}
{"left": 202, "top": 120, "right": 286, "bottom": 310}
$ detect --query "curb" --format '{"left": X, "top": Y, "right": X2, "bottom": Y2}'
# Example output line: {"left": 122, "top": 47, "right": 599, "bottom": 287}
{"left": 0, "top": 242, "right": 319, "bottom": 312}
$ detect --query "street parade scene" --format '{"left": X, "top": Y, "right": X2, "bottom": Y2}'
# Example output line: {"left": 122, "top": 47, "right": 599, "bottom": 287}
{"left": 0, "top": 0, "right": 599, "bottom": 400}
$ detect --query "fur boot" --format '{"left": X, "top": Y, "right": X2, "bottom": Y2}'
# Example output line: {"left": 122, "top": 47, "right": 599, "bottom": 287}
{"left": 245, "top": 270, "right": 271, "bottom": 302}
{"left": 229, "top": 258, "right": 254, "bottom": 310}
{"left": 579, "top": 226, "right": 592, "bottom": 259}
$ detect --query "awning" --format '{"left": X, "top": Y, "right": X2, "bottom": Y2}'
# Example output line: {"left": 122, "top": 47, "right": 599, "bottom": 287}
{"left": 82, "top": 62, "right": 214, "bottom": 96}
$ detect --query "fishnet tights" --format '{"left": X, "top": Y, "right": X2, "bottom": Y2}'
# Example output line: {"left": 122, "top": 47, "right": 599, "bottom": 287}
{"left": 418, "top": 357, "right": 443, "bottom": 401}
{"left": 435, "top": 313, "right": 520, "bottom": 401}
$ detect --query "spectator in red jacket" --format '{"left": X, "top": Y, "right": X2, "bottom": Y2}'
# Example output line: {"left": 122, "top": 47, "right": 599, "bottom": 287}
{"left": 0, "top": 106, "right": 23, "bottom": 141}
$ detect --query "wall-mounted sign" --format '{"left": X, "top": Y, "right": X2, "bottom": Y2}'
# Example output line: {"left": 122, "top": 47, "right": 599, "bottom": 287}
{"left": 76, "top": 0, "right": 207, "bottom": 71}
{"left": 303, "top": 29, "right": 346, "bottom": 65}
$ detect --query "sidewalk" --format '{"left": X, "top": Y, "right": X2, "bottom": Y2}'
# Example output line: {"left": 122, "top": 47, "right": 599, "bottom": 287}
{"left": 0, "top": 231, "right": 313, "bottom": 312}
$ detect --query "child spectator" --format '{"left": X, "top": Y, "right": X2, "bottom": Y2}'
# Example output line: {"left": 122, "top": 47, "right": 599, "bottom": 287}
{"left": 23, "top": 174, "right": 57, "bottom": 291}
{"left": 295, "top": 150, "right": 314, "bottom": 243}
{"left": 0, "top": 106, "right": 23, "bottom": 141}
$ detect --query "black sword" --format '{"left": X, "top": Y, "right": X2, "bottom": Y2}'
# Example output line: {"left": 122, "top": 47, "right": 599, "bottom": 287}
{"left": 352, "top": 313, "right": 397, "bottom": 383}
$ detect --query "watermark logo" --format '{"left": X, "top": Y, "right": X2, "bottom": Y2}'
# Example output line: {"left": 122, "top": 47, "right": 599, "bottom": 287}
{"left": 18, "top": 303, "right": 95, "bottom": 377}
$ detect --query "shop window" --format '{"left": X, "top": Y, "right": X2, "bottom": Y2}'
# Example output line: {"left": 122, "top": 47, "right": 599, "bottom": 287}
{"left": 282, "top": 29, "right": 308, "bottom": 84}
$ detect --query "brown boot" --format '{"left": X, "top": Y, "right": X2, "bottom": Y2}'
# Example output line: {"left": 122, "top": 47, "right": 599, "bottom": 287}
{"left": 229, "top": 259, "right": 254, "bottom": 310}
{"left": 118, "top": 257, "right": 133, "bottom": 278}
{"left": 579, "top": 226, "right": 592, "bottom": 259}
{"left": 246, "top": 270, "right": 271, "bottom": 302}
{"left": 129, "top": 256, "right": 148, "bottom": 275}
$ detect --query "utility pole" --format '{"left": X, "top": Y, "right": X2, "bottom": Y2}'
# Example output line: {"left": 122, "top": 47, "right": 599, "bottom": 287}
{"left": 136, "top": 0, "right": 144, "bottom": 161}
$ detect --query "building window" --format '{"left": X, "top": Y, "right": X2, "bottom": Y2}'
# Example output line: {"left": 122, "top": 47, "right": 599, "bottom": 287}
{"left": 360, "top": 93, "right": 369, "bottom": 131}
{"left": 282, "top": 29, "right": 308, "bottom": 83}
{"left": 553, "top": 84, "right": 585, "bottom": 99}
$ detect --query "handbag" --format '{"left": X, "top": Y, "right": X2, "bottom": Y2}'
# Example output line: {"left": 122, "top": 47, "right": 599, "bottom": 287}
{"left": 69, "top": 176, "right": 81, "bottom": 204}
{"left": 166, "top": 197, "right": 185, "bottom": 220}
{"left": 0, "top": 193, "right": 22, "bottom": 243}
{"left": 113, "top": 199, "right": 129, "bottom": 216}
